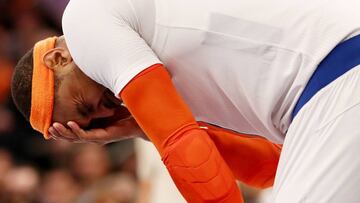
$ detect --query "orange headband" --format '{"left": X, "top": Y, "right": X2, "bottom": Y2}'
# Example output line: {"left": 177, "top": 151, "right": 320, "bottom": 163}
{"left": 30, "top": 37, "right": 57, "bottom": 139}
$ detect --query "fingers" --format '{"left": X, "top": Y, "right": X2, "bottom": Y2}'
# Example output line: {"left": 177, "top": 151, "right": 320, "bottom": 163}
{"left": 67, "top": 121, "right": 107, "bottom": 145}
{"left": 53, "top": 123, "right": 75, "bottom": 138}
{"left": 67, "top": 121, "right": 86, "bottom": 139}
{"left": 48, "top": 127, "right": 60, "bottom": 139}
{"left": 49, "top": 122, "right": 82, "bottom": 143}
{"left": 49, "top": 121, "right": 109, "bottom": 145}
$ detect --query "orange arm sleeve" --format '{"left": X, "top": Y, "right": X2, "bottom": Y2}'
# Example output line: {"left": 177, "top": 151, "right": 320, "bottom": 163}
{"left": 121, "top": 64, "right": 244, "bottom": 203}
{"left": 199, "top": 122, "right": 282, "bottom": 189}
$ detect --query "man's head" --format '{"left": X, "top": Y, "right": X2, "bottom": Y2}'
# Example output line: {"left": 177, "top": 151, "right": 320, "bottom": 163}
{"left": 12, "top": 36, "right": 123, "bottom": 135}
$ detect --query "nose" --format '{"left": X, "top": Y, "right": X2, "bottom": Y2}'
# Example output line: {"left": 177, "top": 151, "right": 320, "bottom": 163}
{"left": 76, "top": 117, "right": 92, "bottom": 129}
{"left": 77, "top": 107, "right": 115, "bottom": 129}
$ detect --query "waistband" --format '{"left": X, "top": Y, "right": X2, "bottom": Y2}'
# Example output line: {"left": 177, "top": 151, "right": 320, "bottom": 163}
{"left": 292, "top": 34, "right": 360, "bottom": 119}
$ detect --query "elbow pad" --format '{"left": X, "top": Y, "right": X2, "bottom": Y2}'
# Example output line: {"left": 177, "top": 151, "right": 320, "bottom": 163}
{"left": 200, "top": 122, "right": 281, "bottom": 189}
{"left": 162, "top": 126, "right": 243, "bottom": 203}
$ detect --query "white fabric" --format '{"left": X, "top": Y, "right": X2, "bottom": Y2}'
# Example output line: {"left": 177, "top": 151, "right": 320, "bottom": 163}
{"left": 62, "top": 1, "right": 360, "bottom": 201}
{"left": 273, "top": 65, "right": 360, "bottom": 202}
{"left": 135, "top": 139, "right": 185, "bottom": 203}
{"left": 62, "top": 0, "right": 161, "bottom": 96}
{"left": 62, "top": 0, "right": 360, "bottom": 143}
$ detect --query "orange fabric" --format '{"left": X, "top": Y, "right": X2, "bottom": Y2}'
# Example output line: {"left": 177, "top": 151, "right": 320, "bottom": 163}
{"left": 121, "top": 64, "right": 244, "bottom": 203}
{"left": 161, "top": 128, "right": 244, "bottom": 203}
{"left": 30, "top": 37, "right": 57, "bottom": 139}
{"left": 199, "top": 122, "right": 282, "bottom": 189}
{"left": 0, "top": 59, "right": 13, "bottom": 104}
{"left": 121, "top": 64, "right": 196, "bottom": 153}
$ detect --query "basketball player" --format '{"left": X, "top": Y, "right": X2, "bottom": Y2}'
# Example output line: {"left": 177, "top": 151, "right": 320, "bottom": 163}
{"left": 12, "top": 0, "right": 360, "bottom": 202}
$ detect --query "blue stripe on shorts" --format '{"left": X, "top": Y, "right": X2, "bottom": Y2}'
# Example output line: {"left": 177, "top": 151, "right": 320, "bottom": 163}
{"left": 292, "top": 34, "right": 360, "bottom": 119}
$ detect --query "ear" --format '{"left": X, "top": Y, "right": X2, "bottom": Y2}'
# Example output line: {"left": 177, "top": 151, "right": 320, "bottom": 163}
{"left": 43, "top": 48, "right": 73, "bottom": 70}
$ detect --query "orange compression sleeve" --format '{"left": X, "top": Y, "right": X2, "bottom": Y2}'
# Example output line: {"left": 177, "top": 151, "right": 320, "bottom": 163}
{"left": 120, "top": 64, "right": 244, "bottom": 203}
{"left": 199, "top": 122, "right": 282, "bottom": 189}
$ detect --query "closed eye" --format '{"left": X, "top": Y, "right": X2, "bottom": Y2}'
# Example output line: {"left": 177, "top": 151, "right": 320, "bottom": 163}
{"left": 76, "top": 103, "right": 94, "bottom": 118}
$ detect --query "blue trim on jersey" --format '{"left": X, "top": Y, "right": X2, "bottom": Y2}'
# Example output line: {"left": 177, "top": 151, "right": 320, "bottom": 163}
{"left": 292, "top": 34, "right": 360, "bottom": 119}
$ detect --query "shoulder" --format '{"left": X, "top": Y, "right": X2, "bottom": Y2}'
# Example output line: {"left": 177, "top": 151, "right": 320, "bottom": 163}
{"left": 61, "top": 0, "right": 160, "bottom": 95}
{"left": 62, "top": 0, "right": 138, "bottom": 29}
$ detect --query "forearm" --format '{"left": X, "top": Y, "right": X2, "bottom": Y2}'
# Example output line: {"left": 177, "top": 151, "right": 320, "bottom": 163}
{"left": 121, "top": 64, "right": 243, "bottom": 202}
{"left": 200, "top": 122, "right": 281, "bottom": 189}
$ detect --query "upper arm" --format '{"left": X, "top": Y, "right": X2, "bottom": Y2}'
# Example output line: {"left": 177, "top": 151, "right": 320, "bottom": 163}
{"left": 62, "top": 0, "right": 161, "bottom": 95}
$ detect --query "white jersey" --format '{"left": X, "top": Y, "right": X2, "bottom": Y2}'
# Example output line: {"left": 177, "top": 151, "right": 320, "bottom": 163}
{"left": 62, "top": 0, "right": 360, "bottom": 143}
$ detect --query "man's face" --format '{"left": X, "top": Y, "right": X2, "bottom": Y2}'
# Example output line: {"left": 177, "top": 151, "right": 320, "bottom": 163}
{"left": 52, "top": 63, "right": 122, "bottom": 129}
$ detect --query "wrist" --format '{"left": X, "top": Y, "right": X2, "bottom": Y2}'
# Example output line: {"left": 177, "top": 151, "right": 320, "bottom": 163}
{"left": 128, "top": 117, "right": 148, "bottom": 140}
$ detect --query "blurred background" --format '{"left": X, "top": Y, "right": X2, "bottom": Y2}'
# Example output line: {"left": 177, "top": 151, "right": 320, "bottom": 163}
{"left": 0, "top": 0, "right": 271, "bottom": 202}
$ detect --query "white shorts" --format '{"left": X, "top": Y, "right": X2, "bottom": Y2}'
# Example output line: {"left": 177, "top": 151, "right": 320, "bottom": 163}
{"left": 273, "top": 65, "right": 360, "bottom": 202}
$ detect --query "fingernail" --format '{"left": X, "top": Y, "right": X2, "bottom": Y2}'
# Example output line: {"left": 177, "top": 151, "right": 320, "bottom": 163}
{"left": 67, "top": 121, "right": 74, "bottom": 128}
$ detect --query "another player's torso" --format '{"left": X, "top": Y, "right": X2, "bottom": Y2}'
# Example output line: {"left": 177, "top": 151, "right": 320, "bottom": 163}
{"left": 134, "top": 0, "right": 360, "bottom": 143}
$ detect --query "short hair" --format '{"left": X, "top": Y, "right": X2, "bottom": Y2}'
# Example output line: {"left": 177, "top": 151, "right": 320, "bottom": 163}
{"left": 12, "top": 48, "right": 61, "bottom": 122}
{"left": 11, "top": 49, "right": 34, "bottom": 121}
